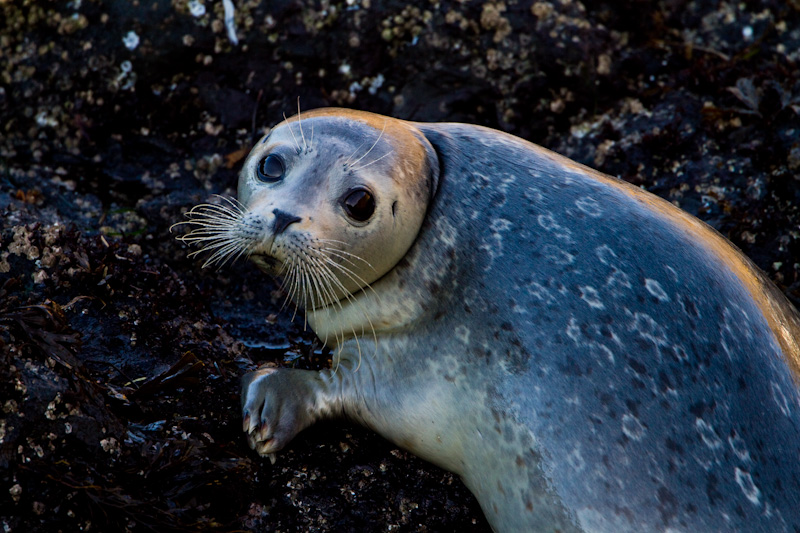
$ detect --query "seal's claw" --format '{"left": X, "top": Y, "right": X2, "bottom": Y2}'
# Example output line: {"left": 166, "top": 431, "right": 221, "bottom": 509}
{"left": 256, "top": 420, "right": 272, "bottom": 442}
{"left": 255, "top": 439, "right": 276, "bottom": 456}
{"left": 247, "top": 413, "right": 259, "bottom": 435}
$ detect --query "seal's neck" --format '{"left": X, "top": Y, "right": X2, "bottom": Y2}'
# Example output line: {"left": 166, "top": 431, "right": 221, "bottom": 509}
{"left": 306, "top": 263, "right": 425, "bottom": 347}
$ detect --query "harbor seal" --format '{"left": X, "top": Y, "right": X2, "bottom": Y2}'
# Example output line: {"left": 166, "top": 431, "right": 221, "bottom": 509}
{"left": 177, "top": 108, "right": 800, "bottom": 532}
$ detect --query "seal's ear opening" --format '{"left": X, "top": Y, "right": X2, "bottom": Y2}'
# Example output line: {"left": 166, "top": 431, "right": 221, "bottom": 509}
{"left": 411, "top": 128, "right": 441, "bottom": 207}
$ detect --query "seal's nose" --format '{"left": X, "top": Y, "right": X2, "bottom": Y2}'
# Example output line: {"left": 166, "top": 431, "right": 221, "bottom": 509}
{"left": 272, "top": 209, "right": 301, "bottom": 235}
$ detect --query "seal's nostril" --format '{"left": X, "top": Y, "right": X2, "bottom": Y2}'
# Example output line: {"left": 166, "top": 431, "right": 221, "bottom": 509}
{"left": 272, "top": 208, "right": 301, "bottom": 235}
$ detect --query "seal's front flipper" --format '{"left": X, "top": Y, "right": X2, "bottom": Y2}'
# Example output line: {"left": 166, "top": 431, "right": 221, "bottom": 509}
{"left": 241, "top": 367, "right": 342, "bottom": 460}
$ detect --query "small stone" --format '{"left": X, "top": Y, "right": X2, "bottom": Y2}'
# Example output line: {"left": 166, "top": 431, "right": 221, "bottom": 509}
{"left": 9, "top": 484, "right": 22, "bottom": 502}
{"left": 122, "top": 31, "right": 140, "bottom": 51}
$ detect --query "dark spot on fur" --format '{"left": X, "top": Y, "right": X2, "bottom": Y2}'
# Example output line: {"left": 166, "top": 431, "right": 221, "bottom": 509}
{"left": 613, "top": 504, "right": 636, "bottom": 524}
{"left": 680, "top": 295, "right": 699, "bottom": 317}
{"left": 635, "top": 338, "right": 653, "bottom": 352}
{"left": 627, "top": 357, "right": 647, "bottom": 375}
{"left": 559, "top": 356, "right": 585, "bottom": 377}
{"left": 665, "top": 437, "right": 683, "bottom": 454}
{"left": 706, "top": 473, "right": 722, "bottom": 506}
{"left": 625, "top": 399, "right": 640, "bottom": 416}
{"left": 689, "top": 400, "right": 716, "bottom": 418}
{"left": 658, "top": 370, "right": 673, "bottom": 392}
{"left": 391, "top": 201, "right": 397, "bottom": 217}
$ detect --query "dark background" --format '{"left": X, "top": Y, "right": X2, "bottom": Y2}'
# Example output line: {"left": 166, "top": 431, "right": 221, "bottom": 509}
{"left": 2, "top": 0, "right": 800, "bottom": 530}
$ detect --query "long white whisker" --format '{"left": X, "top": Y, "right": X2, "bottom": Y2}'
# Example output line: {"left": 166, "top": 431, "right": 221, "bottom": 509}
{"left": 300, "top": 262, "right": 315, "bottom": 331}
{"left": 179, "top": 230, "right": 237, "bottom": 241}
{"left": 217, "top": 194, "right": 248, "bottom": 213}
{"left": 283, "top": 112, "right": 302, "bottom": 153}
{"left": 305, "top": 264, "right": 346, "bottom": 352}
{"left": 316, "top": 239, "right": 377, "bottom": 268}
{"left": 348, "top": 120, "right": 386, "bottom": 169}
{"left": 191, "top": 204, "right": 244, "bottom": 220}
{"left": 306, "top": 255, "right": 367, "bottom": 371}
{"left": 321, "top": 248, "right": 377, "bottom": 271}
{"left": 296, "top": 98, "right": 307, "bottom": 152}
{"left": 200, "top": 240, "right": 246, "bottom": 268}
{"left": 319, "top": 249, "right": 367, "bottom": 271}
{"left": 284, "top": 258, "right": 301, "bottom": 320}
{"left": 317, "top": 271, "right": 379, "bottom": 367}
{"left": 172, "top": 212, "right": 239, "bottom": 231}
{"left": 308, "top": 253, "right": 376, "bottom": 329}
{"left": 178, "top": 220, "right": 240, "bottom": 232}
{"left": 187, "top": 200, "right": 244, "bottom": 216}
{"left": 343, "top": 138, "right": 369, "bottom": 167}
{"left": 185, "top": 237, "right": 241, "bottom": 255}
{"left": 288, "top": 264, "right": 301, "bottom": 322}
{"left": 277, "top": 266, "right": 297, "bottom": 313}
{"left": 351, "top": 150, "right": 393, "bottom": 173}
{"left": 230, "top": 240, "right": 254, "bottom": 265}
{"left": 318, "top": 255, "right": 382, "bottom": 303}
{"left": 212, "top": 194, "right": 247, "bottom": 214}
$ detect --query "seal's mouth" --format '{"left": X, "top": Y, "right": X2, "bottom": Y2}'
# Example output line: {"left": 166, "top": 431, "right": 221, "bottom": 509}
{"left": 250, "top": 253, "right": 280, "bottom": 273}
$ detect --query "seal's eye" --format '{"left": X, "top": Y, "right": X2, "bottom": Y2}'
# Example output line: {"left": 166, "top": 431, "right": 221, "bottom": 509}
{"left": 257, "top": 154, "right": 284, "bottom": 182}
{"left": 343, "top": 189, "right": 375, "bottom": 222}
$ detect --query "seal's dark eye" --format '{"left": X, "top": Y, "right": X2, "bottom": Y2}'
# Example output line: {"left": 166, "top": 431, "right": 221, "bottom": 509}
{"left": 257, "top": 154, "right": 284, "bottom": 182}
{"left": 343, "top": 189, "right": 375, "bottom": 222}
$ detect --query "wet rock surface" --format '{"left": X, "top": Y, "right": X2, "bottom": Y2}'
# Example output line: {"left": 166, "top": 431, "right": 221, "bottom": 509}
{"left": 1, "top": 0, "right": 799, "bottom": 531}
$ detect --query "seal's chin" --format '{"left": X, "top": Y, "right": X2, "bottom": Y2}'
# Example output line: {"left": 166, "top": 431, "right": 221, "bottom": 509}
{"left": 250, "top": 254, "right": 281, "bottom": 274}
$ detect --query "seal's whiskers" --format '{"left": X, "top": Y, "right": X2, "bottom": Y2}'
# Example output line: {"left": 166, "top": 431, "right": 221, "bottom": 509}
{"left": 351, "top": 150, "right": 393, "bottom": 173}
{"left": 347, "top": 120, "right": 387, "bottom": 170}
{"left": 343, "top": 138, "right": 369, "bottom": 168}
{"left": 283, "top": 112, "right": 302, "bottom": 154}
{"left": 305, "top": 251, "right": 378, "bottom": 371}
{"left": 296, "top": 98, "right": 308, "bottom": 152}
{"left": 171, "top": 197, "right": 248, "bottom": 269}
{"left": 316, "top": 240, "right": 378, "bottom": 271}
{"left": 318, "top": 254, "right": 381, "bottom": 303}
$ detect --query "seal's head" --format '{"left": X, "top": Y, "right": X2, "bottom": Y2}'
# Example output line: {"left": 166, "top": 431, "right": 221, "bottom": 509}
{"left": 176, "top": 108, "right": 439, "bottom": 311}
